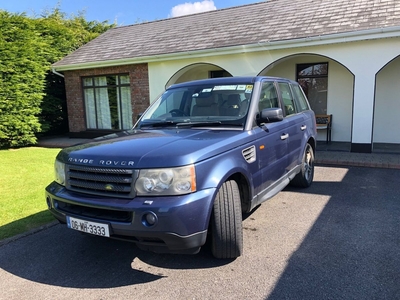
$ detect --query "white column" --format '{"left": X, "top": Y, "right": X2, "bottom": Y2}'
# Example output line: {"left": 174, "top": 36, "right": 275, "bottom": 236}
{"left": 351, "top": 72, "right": 375, "bottom": 151}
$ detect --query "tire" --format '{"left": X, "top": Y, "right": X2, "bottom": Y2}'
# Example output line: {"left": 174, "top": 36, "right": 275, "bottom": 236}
{"left": 211, "top": 180, "right": 243, "bottom": 259}
{"left": 290, "top": 143, "right": 314, "bottom": 188}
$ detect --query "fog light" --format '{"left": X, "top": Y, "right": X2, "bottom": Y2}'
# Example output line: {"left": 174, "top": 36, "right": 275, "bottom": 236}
{"left": 142, "top": 212, "right": 158, "bottom": 227}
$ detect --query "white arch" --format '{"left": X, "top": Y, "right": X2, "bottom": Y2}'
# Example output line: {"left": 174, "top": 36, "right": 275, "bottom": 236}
{"left": 165, "top": 63, "right": 232, "bottom": 88}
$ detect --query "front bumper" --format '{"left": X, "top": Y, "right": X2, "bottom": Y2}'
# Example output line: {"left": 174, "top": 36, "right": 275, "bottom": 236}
{"left": 45, "top": 182, "right": 216, "bottom": 254}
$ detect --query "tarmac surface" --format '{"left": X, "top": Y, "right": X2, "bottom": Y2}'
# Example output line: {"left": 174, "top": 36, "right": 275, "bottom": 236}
{"left": 1, "top": 165, "right": 399, "bottom": 299}
{"left": 0, "top": 136, "right": 398, "bottom": 299}
{"left": 37, "top": 136, "right": 400, "bottom": 170}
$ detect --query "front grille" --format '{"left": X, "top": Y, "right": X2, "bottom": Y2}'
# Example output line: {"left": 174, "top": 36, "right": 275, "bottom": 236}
{"left": 66, "top": 165, "right": 138, "bottom": 198}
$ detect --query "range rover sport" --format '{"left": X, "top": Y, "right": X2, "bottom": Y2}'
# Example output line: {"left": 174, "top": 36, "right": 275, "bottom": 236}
{"left": 45, "top": 76, "right": 317, "bottom": 259}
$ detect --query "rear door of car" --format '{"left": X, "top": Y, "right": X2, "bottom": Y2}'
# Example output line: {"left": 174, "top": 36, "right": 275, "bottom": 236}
{"left": 291, "top": 81, "right": 316, "bottom": 156}
{"left": 276, "top": 81, "right": 305, "bottom": 172}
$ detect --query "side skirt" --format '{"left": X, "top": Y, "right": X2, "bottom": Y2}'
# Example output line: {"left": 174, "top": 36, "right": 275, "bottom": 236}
{"left": 249, "top": 165, "right": 301, "bottom": 211}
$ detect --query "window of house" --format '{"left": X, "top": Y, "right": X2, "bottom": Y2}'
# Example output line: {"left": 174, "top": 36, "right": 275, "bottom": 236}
{"left": 209, "top": 70, "right": 231, "bottom": 78}
{"left": 296, "top": 63, "right": 328, "bottom": 115}
{"left": 83, "top": 74, "right": 132, "bottom": 130}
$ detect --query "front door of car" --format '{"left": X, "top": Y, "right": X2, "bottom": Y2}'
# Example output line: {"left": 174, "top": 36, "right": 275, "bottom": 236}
{"left": 254, "top": 81, "right": 289, "bottom": 199}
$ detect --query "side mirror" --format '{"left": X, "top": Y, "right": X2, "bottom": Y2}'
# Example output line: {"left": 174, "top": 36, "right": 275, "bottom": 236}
{"left": 256, "top": 108, "right": 283, "bottom": 125}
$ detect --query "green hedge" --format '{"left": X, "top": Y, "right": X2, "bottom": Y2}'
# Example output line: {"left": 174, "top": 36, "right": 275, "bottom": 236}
{"left": 0, "top": 9, "right": 114, "bottom": 148}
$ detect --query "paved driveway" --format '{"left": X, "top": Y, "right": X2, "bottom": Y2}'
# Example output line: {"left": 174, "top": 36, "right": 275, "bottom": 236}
{"left": 1, "top": 166, "right": 399, "bottom": 300}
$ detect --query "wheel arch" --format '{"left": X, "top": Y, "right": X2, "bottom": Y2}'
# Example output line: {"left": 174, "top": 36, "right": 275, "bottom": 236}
{"left": 201, "top": 169, "right": 253, "bottom": 232}
{"left": 308, "top": 136, "right": 316, "bottom": 154}
{"left": 195, "top": 151, "right": 257, "bottom": 224}
{"left": 227, "top": 173, "right": 252, "bottom": 214}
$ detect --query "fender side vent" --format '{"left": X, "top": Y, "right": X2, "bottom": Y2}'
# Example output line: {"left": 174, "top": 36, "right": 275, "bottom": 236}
{"left": 242, "top": 146, "right": 256, "bottom": 163}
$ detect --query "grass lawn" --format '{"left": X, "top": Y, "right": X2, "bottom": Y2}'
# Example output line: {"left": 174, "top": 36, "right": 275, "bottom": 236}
{"left": 0, "top": 147, "right": 61, "bottom": 241}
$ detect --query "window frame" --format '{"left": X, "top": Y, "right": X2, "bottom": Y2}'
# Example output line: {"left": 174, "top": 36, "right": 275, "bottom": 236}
{"left": 82, "top": 73, "right": 131, "bottom": 130}
{"left": 296, "top": 62, "right": 329, "bottom": 115}
{"left": 291, "top": 83, "right": 310, "bottom": 112}
{"left": 257, "top": 80, "right": 280, "bottom": 112}
{"left": 277, "top": 82, "right": 297, "bottom": 117}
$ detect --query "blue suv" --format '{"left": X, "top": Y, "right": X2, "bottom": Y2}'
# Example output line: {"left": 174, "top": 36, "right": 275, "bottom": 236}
{"left": 45, "top": 76, "right": 317, "bottom": 259}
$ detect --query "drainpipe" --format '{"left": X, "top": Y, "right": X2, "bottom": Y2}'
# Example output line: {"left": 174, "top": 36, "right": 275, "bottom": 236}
{"left": 51, "top": 67, "right": 64, "bottom": 78}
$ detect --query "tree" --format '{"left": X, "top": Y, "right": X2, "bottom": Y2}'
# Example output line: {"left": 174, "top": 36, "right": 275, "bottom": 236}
{"left": 0, "top": 8, "right": 114, "bottom": 148}
{"left": 0, "top": 11, "right": 47, "bottom": 148}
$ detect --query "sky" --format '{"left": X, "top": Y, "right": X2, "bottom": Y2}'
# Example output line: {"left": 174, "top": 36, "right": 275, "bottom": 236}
{"left": 0, "top": 0, "right": 261, "bottom": 26}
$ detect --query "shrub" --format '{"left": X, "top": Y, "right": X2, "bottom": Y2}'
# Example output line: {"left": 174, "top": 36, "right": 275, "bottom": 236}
{"left": 0, "top": 9, "right": 115, "bottom": 148}
{"left": 0, "top": 11, "right": 47, "bottom": 148}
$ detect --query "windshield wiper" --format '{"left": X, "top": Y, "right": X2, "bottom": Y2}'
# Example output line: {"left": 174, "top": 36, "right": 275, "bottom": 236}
{"left": 139, "top": 120, "right": 243, "bottom": 129}
{"left": 178, "top": 121, "right": 245, "bottom": 128}
{"left": 176, "top": 121, "right": 222, "bottom": 128}
{"left": 139, "top": 120, "right": 178, "bottom": 129}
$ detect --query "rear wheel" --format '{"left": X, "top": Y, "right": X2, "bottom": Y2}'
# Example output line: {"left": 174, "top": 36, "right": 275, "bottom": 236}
{"left": 211, "top": 180, "right": 243, "bottom": 259}
{"left": 290, "top": 143, "right": 314, "bottom": 188}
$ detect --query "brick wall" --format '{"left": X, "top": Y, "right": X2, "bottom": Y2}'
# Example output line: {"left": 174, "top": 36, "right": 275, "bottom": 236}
{"left": 64, "top": 64, "right": 149, "bottom": 134}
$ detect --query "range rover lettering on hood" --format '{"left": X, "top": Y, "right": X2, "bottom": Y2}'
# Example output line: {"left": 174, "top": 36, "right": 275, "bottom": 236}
{"left": 68, "top": 157, "right": 134, "bottom": 166}
{"left": 99, "top": 160, "right": 134, "bottom": 166}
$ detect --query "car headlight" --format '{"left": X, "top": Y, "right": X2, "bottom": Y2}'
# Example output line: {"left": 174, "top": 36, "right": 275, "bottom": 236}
{"left": 54, "top": 160, "right": 66, "bottom": 186}
{"left": 135, "top": 165, "right": 196, "bottom": 196}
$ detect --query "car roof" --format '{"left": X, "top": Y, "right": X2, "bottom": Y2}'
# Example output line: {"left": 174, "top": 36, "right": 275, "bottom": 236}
{"left": 167, "top": 76, "right": 297, "bottom": 90}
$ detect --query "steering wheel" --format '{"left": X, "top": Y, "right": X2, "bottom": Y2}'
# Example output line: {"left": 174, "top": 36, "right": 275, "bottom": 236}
{"left": 169, "top": 109, "right": 187, "bottom": 117}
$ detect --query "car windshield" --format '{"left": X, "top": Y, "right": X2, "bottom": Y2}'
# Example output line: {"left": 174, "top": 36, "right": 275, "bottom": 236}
{"left": 137, "top": 82, "right": 254, "bottom": 129}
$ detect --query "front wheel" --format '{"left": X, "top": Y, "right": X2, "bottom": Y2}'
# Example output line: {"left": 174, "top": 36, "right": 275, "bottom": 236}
{"left": 290, "top": 143, "right": 314, "bottom": 188}
{"left": 211, "top": 180, "right": 243, "bottom": 259}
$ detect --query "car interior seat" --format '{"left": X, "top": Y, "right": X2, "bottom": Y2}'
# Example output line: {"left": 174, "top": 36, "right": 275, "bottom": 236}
{"left": 220, "top": 94, "right": 241, "bottom": 116}
{"left": 191, "top": 96, "right": 219, "bottom": 116}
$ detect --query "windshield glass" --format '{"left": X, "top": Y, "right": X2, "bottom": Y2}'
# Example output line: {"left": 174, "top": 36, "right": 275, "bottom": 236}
{"left": 137, "top": 83, "right": 254, "bottom": 129}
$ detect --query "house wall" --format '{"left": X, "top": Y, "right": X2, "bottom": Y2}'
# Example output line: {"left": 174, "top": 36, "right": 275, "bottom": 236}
{"left": 261, "top": 55, "right": 353, "bottom": 142}
{"left": 374, "top": 56, "right": 400, "bottom": 144}
{"left": 64, "top": 64, "right": 149, "bottom": 134}
{"left": 313, "top": 38, "right": 400, "bottom": 150}
{"left": 149, "top": 51, "right": 355, "bottom": 143}
{"left": 60, "top": 36, "right": 400, "bottom": 149}
{"left": 147, "top": 37, "right": 400, "bottom": 149}
{"left": 148, "top": 53, "right": 258, "bottom": 101}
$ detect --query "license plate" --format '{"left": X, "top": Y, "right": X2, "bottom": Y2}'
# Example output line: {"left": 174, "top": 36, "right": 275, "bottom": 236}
{"left": 66, "top": 216, "right": 110, "bottom": 237}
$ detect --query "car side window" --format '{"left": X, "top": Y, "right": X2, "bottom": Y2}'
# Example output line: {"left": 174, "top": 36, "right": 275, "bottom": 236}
{"left": 278, "top": 82, "right": 297, "bottom": 116}
{"left": 291, "top": 84, "right": 310, "bottom": 112}
{"left": 258, "top": 81, "right": 279, "bottom": 111}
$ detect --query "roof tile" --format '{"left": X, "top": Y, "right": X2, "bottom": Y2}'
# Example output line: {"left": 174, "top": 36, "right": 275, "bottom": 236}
{"left": 53, "top": 0, "right": 400, "bottom": 67}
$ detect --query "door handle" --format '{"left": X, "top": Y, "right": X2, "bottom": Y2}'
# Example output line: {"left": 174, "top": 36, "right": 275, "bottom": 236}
{"left": 301, "top": 125, "right": 307, "bottom": 130}
{"left": 280, "top": 133, "right": 289, "bottom": 140}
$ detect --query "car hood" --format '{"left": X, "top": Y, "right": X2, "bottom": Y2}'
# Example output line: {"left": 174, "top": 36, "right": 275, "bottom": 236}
{"left": 57, "top": 129, "right": 255, "bottom": 168}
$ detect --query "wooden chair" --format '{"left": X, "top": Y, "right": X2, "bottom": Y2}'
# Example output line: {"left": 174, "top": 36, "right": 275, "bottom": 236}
{"left": 315, "top": 114, "right": 332, "bottom": 143}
